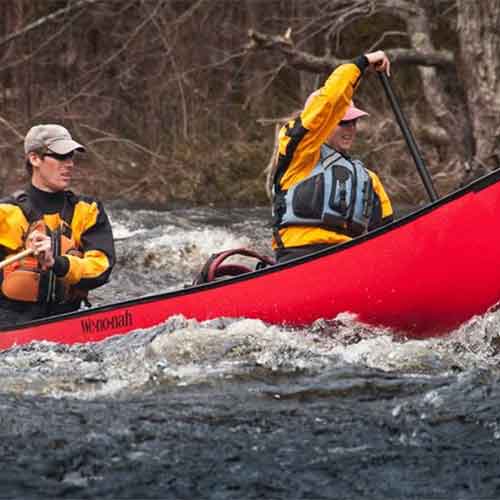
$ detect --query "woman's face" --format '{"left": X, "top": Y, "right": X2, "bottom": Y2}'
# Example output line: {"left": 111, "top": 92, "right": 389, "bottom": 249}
{"left": 326, "top": 119, "right": 358, "bottom": 153}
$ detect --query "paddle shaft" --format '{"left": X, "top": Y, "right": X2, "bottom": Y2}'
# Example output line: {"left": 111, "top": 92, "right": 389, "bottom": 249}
{"left": 378, "top": 72, "right": 438, "bottom": 202}
{"left": 0, "top": 248, "right": 34, "bottom": 270}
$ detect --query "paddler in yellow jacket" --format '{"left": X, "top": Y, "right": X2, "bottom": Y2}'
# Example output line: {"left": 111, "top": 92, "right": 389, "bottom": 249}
{"left": 267, "top": 50, "right": 393, "bottom": 262}
{"left": 0, "top": 124, "right": 115, "bottom": 326}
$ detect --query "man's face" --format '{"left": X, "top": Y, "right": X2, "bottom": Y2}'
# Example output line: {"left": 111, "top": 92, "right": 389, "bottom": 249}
{"left": 326, "top": 119, "right": 358, "bottom": 153}
{"left": 30, "top": 151, "right": 75, "bottom": 192}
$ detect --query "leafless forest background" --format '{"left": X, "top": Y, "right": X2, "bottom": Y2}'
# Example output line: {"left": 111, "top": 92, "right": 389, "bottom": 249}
{"left": 1, "top": 0, "right": 499, "bottom": 207}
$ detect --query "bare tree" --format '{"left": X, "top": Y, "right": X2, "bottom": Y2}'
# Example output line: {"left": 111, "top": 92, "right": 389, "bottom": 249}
{"left": 457, "top": 0, "right": 500, "bottom": 176}
{"left": 247, "top": 0, "right": 500, "bottom": 194}
{"left": 1, "top": 0, "right": 496, "bottom": 205}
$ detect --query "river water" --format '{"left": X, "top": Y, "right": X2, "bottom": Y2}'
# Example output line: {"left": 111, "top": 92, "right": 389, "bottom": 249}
{"left": 1, "top": 207, "right": 500, "bottom": 499}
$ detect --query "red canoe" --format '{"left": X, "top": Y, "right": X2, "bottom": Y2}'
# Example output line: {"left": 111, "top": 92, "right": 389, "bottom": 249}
{"left": 1, "top": 169, "right": 500, "bottom": 350}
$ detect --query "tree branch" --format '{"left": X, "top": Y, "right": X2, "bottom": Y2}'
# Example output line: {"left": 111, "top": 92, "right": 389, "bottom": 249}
{"left": 389, "top": 48, "right": 454, "bottom": 68}
{"left": 246, "top": 29, "right": 341, "bottom": 72}
{"left": 0, "top": 0, "right": 104, "bottom": 50}
{"left": 247, "top": 29, "right": 454, "bottom": 72}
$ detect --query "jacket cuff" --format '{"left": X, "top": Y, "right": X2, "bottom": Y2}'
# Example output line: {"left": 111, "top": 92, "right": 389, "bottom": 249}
{"left": 354, "top": 55, "right": 369, "bottom": 73}
{"left": 53, "top": 256, "right": 70, "bottom": 277}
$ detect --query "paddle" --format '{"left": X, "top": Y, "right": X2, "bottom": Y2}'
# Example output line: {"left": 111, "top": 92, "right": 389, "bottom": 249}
{"left": 0, "top": 248, "right": 34, "bottom": 270}
{"left": 378, "top": 72, "right": 438, "bottom": 202}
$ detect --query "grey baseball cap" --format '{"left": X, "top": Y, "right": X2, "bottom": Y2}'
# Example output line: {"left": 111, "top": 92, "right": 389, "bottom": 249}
{"left": 24, "top": 124, "right": 85, "bottom": 155}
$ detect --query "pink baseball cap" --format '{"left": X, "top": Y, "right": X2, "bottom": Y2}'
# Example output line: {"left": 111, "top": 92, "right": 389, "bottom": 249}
{"left": 342, "top": 102, "right": 369, "bottom": 121}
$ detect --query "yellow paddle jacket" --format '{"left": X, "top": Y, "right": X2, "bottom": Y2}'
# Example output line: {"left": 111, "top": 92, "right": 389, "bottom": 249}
{"left": 272, "top": 57, "right": 393, "bottom": 249}
{"left": 0, "top": 185, "right": 115, "bottom": 310}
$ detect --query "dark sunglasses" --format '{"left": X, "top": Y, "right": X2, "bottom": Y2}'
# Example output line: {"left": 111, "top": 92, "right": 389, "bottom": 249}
{"left": 338, "top": 119, "right": 358, "bottom": 127}
{"left": 44, "top": 151, "right": 75, "bottom": 161}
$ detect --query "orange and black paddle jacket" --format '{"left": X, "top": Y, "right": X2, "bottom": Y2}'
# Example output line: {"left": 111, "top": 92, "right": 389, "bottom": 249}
{"left": 0, "top": 185, "right": 115, "bottom": 319}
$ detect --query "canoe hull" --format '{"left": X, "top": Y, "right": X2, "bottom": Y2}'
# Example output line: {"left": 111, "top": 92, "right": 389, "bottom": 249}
{"left": 2, "top": 170, "right": 500, "bottom": 350}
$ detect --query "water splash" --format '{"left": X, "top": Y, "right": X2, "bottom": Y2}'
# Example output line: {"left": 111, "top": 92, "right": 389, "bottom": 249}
{"left": 3, "top": 206, "right": 500, "bottom": 402}
{"left": 2, "top": 306, "right": 500, "bottom": 400}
